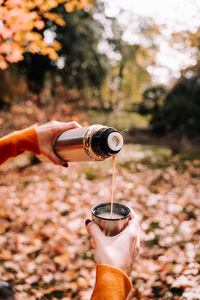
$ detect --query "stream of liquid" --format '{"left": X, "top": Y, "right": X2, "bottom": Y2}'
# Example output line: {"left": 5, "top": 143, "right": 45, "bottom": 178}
{"left": 110, "top": 155, "right": 116, "bottom": 219}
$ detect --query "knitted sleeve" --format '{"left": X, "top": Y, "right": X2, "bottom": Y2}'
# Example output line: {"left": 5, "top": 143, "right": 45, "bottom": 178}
{"left": 0, "top": 126, "right": 40, "bottom": 165}
{"left": 91, "top": 264, "right": 132, "bottom": 300}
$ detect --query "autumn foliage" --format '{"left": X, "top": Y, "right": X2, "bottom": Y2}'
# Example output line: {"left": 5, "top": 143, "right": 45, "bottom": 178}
{"left": 0, "top": 101, "right": 200, "bottom": 299}
{"left": 0, "top": 0, "right": 92, "bottom": 69}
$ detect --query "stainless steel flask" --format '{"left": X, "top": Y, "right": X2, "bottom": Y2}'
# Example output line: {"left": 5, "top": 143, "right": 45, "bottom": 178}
{"left": 54, "top": 124, "right": 123, "bottom": 162}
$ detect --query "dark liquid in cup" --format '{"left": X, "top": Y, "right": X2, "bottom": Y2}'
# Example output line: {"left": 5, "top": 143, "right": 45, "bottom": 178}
{"left": 98, "top": 212, "right": 122, "bottom": 219}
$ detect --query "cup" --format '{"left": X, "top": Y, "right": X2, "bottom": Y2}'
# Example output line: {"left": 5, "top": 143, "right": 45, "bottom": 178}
{"left": 91, "top": 202, "right": 131, "bottom": 236}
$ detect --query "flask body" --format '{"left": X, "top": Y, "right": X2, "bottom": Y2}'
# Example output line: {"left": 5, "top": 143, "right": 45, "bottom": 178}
{"left": 54, "top": 124, "right": 123, "bottom": 162}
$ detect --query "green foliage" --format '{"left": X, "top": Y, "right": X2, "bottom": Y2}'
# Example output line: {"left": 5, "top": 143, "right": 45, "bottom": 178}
{"left": 37, "top": 291, "right": 64, "bottom": 299}
{"left": 139, "top": 74, "right": 200, "bottom": 136}
{"left": 0, "top": 1, "right": 161, "bottom": 110}
{"left": 87, "top": 110, "right": 149, "bottom": 131}
{"left": 82, "top": 167, "right": 98, "bottom": 180}
{"left": 161, "top": 74, "right": 200, "bottom": 136}
{"left": 100, "top": 43, "right": 152, "bottom": 110}
{"left": 55, "top": 2, "right": 110, "bottom": 90}
{"left": 145, "top": 235, "right": 160, "bottom": 247}
{"left": 99, "top": 15, "right": 159, "bottom": 110}
{"left": 139, "top": 84, "right": 167, "bottom": 133}
{"left": 17, "top": 1, "right": 110, "bottom": 95}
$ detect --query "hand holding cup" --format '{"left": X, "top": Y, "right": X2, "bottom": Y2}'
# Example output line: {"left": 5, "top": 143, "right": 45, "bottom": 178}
{"left": 85, "top": 206, "right": 140, "bottom": 276}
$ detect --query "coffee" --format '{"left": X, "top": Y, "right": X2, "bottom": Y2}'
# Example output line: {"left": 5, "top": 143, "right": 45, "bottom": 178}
{"left": 91, "top": 203, "right": 131, "bottom": 236}
{"left": 98, "top": 212, "right": 122, "bottom": 219}
{"left": 110, "top": 155, "right": 116, "bottom": 218}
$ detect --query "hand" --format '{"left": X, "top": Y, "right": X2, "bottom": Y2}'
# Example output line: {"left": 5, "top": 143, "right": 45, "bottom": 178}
{"left": 85, "top": 209, "right": 140, "bottom": 276}
{"left": 36, "top": 121, "right": 81, "bottom": 166}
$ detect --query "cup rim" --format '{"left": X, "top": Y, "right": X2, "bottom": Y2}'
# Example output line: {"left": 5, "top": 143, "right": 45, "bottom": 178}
{"left": 91, "top": 202, "right": 131, "bottom": 221}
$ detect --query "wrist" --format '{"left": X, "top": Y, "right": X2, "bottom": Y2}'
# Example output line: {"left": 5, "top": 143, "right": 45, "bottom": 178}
{"left": 14, "top": 125, "right": 40, "bottom": 155}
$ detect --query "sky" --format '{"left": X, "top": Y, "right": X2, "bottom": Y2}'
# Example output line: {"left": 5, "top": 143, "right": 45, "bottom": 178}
{"left": 103, "top": 0, "right": 200, "bottom": 84}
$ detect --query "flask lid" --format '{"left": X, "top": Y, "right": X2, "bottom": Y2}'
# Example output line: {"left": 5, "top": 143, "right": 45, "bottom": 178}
{"left": 107, "top": 132, "right": 123, "bottom": 152}
{"left": 91, "top": 127, "right": 123, "bottom": 156}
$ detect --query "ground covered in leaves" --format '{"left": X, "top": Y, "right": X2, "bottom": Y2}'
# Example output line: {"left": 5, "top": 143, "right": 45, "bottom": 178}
{"left": 0, "top": 145, "right": 200, "bottom": 300}
{"left": 0, "top": 102, "right": 200, "bottom": 299}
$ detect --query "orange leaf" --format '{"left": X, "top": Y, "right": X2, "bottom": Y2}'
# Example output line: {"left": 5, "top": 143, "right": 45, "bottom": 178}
{"left": 64, "top": 2, "right": 76, "bottom": 13}
{"left": 0, "top": 56, "right": 8, "bottom": 69}
{"left": 0, "top": 250, "right": 12, "bottom": 260}
{"left": 54, "top": 252, "right": 70, "bottom": 265}
{"left": 29, "top": 43, "right": 39, "bottom": 54}
{"left": 47, "top": 48, "right": 59, "bottom": 60}
{"left": 0, "top": 207, "right": 9, "bottom": 217}
{"left": 0, "top": 27, "right": 13, "bottom": 39}
{"left": 53, "top": 40, "right": 62, "bottom": 51}
{"left": 26, "top": 32, "right": 42, "bottom": 42}
{"left": 43, "top": 12, "right": 65, "bottom": 26}
{"left": 35, "top": 20, "right": 45, "bottom": 30}
{"left": 0, "top": 42, "right": 12, "bottom": 54}
{"left": 6, "top": 47, "right": 24, "bottom": 63}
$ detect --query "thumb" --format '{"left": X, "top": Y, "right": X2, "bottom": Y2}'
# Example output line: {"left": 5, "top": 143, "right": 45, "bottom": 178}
{"left": 85, "top": 220, "right": 105, "bottom": 247}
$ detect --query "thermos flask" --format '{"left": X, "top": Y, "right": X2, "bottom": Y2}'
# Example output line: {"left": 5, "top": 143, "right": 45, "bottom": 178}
{"left": 54, "top": 124, "right": 123, "bottom": 162}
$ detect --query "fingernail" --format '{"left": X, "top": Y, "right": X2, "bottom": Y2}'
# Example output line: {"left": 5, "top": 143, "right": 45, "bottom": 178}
{"left": 63, "top": 163, "right": 68, "bottom": 168}
{"left": 85, "top": 219, "right": 92, "bottom": 226}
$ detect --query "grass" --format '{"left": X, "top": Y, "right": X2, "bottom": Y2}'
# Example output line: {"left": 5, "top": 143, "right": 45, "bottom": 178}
{"left": 116, "top": 144, "right": 200, "bottom": 170}
{"left": 82, "top": 167, "right": 99, "bottom": 180}
{"left": 87, "top": 110, "right": 149, "bottom": 131}
{"left": 175, "top": 148, "right": 200, "bottom": 161}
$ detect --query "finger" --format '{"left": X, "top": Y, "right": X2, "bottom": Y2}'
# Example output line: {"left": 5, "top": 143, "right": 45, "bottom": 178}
{"left": 46, "top": 150, "right": 68, "bottom": 166}
{"left": 130, "top": 231, "right": 141, "bottom": 269}
{"left": 126, "top": 206, "right": 140, "bottom": 228}
{"left": 85, "top": 220, "right": 105, "bottom": 247}
{"left": 136, "top": 235, "right": 141, "bottom": 254}
{"left": 126, "top": 205, "right": 139, "bottom": 221}
{"left": 58, "top": 121, "right": 82, "bottom": 130}
{"left": 119, "top": 211, "right": 140, "bottom": 240}
{"left": 132, "top": 236, "right": 141, "bottom": 265}
{"left": 51, "top": 121, "right": 82, "bottom": 145}
{"left": 130, "top": 241, "right": 139, "bottom": 268}
{"left": 128, "top": 216, "right": 140, "bottom": 234}
{"left": 49, "top": 120, "right": 82, "bottom": 129}
{"left": 72, "top": 121, "right": 82, "bottom": 128}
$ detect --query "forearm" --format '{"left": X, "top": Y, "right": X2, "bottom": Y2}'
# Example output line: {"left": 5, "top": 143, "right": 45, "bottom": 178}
{"left": 0, "top": 126, "right": 40, "bottom": 165}
{"left": 91, "top": 265, "right": 132, "bottom": 300}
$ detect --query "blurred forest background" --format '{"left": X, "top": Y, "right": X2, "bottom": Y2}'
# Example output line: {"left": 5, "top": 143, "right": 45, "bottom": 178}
{"left": 0, "top": 0, "right": 200, "bottom": 299}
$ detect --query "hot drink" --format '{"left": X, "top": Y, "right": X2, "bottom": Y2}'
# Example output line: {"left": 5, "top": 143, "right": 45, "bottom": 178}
{"left": 98, "top": 212, "right": 122, "bottom": 219}
{"left": 110, "top": 155, "right": 116, "bottom": 218}
{"left": 91, "top": 203, "right": 131, "bottom": 236}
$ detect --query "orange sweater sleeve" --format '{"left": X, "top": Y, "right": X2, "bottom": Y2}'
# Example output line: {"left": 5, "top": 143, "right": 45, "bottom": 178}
{"left": 0, "top": 126, "right": 40, "bottom": 165}
{"left": 91, "top": 265, "right": 132, "bottom": 300}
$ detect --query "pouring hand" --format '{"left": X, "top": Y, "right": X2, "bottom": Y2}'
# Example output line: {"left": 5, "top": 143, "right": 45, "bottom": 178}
{"left": 36, "top": 121, "right": 81, "bottom": 166}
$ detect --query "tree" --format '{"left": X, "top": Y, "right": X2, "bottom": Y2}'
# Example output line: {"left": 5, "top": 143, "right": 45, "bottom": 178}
{"left": 99, "top": 15, "right": 160, "bottom": 111}
{"left": 100, "top": 44, "right": 152, "bottom": 111}
{"left": 16, "top": 0, "right": 110, "bottom": 100}
{"left": 171, "top": 28, "right": 200, "bottom": 71}
{"left": 162, "top": 73, "right": 200, "bottom": 136}
{"left": 139, "top": 73, "right": 200, "bottom": 137}
{"left": 55, "top": 1, "right": 110, "bottom": 90}
{"left": 0, "top": 0, "right": 92, "bottom": 69}
{"left": 139, "top": 85, "right": 167, "bottom": 133}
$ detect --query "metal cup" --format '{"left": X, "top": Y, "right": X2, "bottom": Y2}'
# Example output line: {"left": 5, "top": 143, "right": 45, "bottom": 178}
{"left": 91, "top": 202, "right": 131, "bottom": 236}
